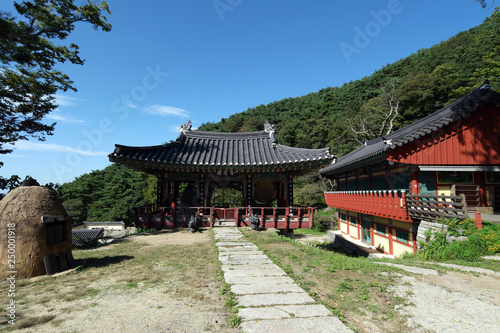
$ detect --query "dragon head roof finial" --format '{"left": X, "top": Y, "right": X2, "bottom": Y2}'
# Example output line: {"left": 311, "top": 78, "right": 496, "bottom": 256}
{"left": 180, "top": 120, "right": 192, "bottom": 133}
{"left": 264, "top": 120, "right": 275, "bottom": 133}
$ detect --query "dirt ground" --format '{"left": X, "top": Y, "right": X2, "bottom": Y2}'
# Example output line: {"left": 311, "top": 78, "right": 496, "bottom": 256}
{"left": 0, "top": 229, "right": 240, "bottom": 333}
{"left": 2, "top": 229, "right": 499, "bottom": 332}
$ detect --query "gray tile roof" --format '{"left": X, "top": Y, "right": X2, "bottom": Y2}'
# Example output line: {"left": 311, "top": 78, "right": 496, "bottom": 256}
{"left": 109, "top": 127, "right": 334, "bottom": 172}
{"left": 320, "top": 82, "right": 500, "bottom": 176}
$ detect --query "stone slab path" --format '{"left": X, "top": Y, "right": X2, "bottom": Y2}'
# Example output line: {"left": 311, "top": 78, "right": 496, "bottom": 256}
{"left": 213, "top": 228, "right": 352, "bottom": 333}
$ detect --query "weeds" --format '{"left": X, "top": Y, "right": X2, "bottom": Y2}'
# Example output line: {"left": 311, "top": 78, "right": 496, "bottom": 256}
{"left": 220, "top": 283, "right": 241, "bottom": 328}
{"left": 417, "top": 218, "right": 500, "bottom": 261}
{"left": 229, "top": 314, "right": 242, "bottom": 327}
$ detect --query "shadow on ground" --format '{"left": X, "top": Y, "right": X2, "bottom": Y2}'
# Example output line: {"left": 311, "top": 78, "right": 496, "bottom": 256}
{"left": 83, "top": 255, "right": 135, "bottom": 269}
{"left": 317, "top": 234, "right": 381, "bottom": 258}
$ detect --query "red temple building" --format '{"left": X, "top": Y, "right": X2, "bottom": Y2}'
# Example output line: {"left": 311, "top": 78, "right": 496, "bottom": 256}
{"left": 109, "top": 121, "right": 335, "bottom": 231}
{"left": 320, "top": 82, "right": 500, "bottom": 257}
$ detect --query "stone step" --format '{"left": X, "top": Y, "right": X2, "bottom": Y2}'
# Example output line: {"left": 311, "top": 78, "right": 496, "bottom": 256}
{"left": 214, "top": 227, "right": 353, "bottom": 333}
{"left": 241, "top": 316, "right": 352, "bottom": 333}
{"left": 212, "top": 219, "right": 235, "bottom": 227}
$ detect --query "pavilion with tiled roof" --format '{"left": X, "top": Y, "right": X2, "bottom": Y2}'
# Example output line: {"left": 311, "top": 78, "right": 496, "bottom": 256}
{"left": 109, "top": 121, "right": 335, "bottom": 230}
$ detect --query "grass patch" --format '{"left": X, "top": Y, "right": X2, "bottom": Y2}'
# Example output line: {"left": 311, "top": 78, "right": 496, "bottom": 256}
{"left": 294, "top": 228, "right": 327, "bottom": 236}
{"left": 16, "top": 315, "right": 55, "bottom": 329}
{"left": 124, "top": 282, "right": 139, "bottom": 289}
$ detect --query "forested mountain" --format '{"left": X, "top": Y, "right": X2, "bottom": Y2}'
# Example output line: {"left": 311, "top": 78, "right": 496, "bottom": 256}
{"left": 198, "top": 9, "right": 500, "bottom": 158}
{"left": 56, "top": 10, "right": 500, "bottom": 223}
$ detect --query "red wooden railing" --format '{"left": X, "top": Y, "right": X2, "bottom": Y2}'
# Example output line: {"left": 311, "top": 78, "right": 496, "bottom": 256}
{"left": 133, "top": 205, "right": 315, "bottom": 230}
{"left": 324, "top": 190, "right": 411, "bottom": 222}
{"left": 237, "top": 207, "right": 315, "bottom": 230}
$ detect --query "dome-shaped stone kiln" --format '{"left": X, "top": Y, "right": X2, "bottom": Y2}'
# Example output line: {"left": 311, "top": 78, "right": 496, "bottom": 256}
{"left": 0, "top": 183, "right": 73, "bottom": 278}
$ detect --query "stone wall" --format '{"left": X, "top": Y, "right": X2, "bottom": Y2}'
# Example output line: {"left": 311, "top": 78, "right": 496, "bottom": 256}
{"left": 416, "top": 220, "right": 449, "bottom": 249}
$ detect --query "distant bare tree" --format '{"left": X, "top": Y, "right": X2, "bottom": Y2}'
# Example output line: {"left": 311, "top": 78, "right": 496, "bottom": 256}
{"left": 345, "top": 80, "right": 401, "bottom": 145}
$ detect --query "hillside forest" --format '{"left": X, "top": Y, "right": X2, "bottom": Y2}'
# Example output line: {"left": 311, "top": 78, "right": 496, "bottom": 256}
{"left": 16, "top": 9, "right": 500, "bottom": 225}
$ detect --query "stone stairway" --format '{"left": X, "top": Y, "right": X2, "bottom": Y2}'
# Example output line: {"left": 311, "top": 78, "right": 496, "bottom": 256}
{"left": 213, "top": 228, "right": 352, "bottom": 333}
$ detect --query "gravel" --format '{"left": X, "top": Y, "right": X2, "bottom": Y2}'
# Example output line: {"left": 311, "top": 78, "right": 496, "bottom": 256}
{"left": 392, "top": 274, "right": 500, "bottom": 332}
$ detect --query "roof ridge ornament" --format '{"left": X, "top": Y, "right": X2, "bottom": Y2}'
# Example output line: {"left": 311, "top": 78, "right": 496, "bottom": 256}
{"left": 382, "top": 136, "right": 392, "bottom": 147}
{"left": 264, "top": 120, "right": 275, "bottom": 133}
{"left": 180, "top": 120, "right": 192, "bottom": 133}
{"left": 481, "top": 80, "right": 490, "bottom": 90}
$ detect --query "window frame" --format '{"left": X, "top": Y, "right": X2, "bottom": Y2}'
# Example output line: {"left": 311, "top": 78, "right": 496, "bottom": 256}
{"left": 395, "top": 229, "right": 409, "bottom": 244}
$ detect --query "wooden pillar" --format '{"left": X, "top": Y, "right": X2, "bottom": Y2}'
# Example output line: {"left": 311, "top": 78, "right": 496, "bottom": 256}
{"left": 165, "top": 180, "right": 171, "bottom": 206}
{"left": 156, "top": 175, "right": 163, "bottom": 207}
{"left": 385, "top": 164, "right": 392, "bottom": 190}
{"left": 206, "top": 186, "right": 213, "bottom": 207}
{"left": 410, "top": 166, "right": 419, "bottom": 194}
{"left": 288, "top": 176, "right": 294, "bottom": 208}
{"left": 369, "top": 169, "right": 373, "bottom": 190}
{"left": 171, "top": 181, "right": 179, "bottom": 225}
{"left": 246, "top": 175, "right": 252, "bottom": 207}
{"left": 172, "top": 182, "right": 179, "bottom": 207}
{"left": 199, "top": 175, "right": 205, "bottom": 207}
{"left": 476, "top": 171, "right": 487, "bottom": 207}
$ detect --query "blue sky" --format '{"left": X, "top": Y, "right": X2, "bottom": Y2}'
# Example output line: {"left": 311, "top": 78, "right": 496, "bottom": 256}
{"left": 0, "top": 0, "right": 497, "bottom": 187}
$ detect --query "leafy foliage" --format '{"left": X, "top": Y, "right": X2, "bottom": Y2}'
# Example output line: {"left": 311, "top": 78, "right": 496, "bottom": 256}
{"left": 293, "top": 173, "right": 325, "bottom": 207}
{"left": 56, "top": 164, "right": 156, "bottom": 226}
{"left": 0, "top": 0, "right": 112, "bottom": 189}
{"left": 417, "top": 218, "right": 500, "bottom": 261}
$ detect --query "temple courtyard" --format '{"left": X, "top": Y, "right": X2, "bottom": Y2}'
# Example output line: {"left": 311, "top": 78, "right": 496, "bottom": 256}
{"left": 0, "top": 228, "right": 499, "bottom": 332}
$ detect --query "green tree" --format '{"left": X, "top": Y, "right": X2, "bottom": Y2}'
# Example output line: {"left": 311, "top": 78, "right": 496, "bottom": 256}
{"left": 57, "top": 164, "right": 153, "bottom": 225}
{"left": 0, "top": 0, "right": 112, "bottom": 189}
{"left": 0, "top": 174, "right": 21, "bottom": 199}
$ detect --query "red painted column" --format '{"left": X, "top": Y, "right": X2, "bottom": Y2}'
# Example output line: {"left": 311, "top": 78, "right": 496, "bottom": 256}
{"left": 412, "top": 223, "right": 418, "bottom": 253}
{"left": 410, "top": 166, "right": 419, "bottom": 194}
{"left": 388, "top": 223, "right": 394, "bottom": 255}
{"left": 475, "top": 211, "right": 483, "bottom": 229}
{"left": 476, "top": 171, "right": 487, "bottom": 207}
{"left": 370, "top": 222, "right": 375, "bottom": 247}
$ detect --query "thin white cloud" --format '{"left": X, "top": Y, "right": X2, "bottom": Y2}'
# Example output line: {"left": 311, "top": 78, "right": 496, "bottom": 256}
{"left": 46, "top": 111, "right": 87, "bottom": 125}
{"left": 125, "top": 100, "right": 138, "bottom": 109}
{"left": 55, "top": 94, "right": 85, "bottom": 107}
{"left": 7, "top": 141, "right": 108, "bottom": 156}
{"left": 5, "top": 154, "right": 28, "bottom": 158}
{"left": 143, "top": 105, "right": 189, "bottom": 118}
